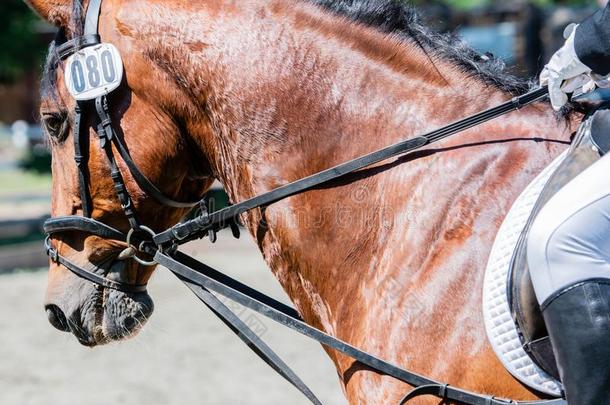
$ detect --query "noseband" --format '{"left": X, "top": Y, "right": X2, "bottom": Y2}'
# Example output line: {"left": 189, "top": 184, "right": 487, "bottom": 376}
{"left": 43, "top": 0, "right": 197, "bottom": 293}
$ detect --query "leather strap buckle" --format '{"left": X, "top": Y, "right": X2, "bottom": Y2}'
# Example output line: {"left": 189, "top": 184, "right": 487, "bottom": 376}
{"left": 45, "top": 236, "right": 59, "bottom": 263}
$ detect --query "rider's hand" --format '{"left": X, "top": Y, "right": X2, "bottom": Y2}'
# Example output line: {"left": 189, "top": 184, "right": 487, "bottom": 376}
{"left": 540, "top": 26, "right": 594, "bottom": 111}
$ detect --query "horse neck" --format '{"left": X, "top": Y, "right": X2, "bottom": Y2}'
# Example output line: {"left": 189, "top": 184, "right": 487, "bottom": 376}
{"left": 145, "top": 0, "right": 574, "bottom": 328}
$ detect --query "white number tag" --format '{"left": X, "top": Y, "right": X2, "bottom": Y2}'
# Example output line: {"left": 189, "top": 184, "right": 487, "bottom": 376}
{"left": 64, "top": 43, "right": 124, "bottom": 101}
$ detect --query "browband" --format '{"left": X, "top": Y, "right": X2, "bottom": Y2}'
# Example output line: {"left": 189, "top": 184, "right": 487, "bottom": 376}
{"left": 56, "top": 34, "right": 100, "bottom": 60}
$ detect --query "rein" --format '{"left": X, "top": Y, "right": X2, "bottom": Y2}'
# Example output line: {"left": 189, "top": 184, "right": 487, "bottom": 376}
{"left": 152, "top": 87, "right": 549, "bottom": 247}
{"left": 42, "top": 1, "right": 565, "bottom": 403}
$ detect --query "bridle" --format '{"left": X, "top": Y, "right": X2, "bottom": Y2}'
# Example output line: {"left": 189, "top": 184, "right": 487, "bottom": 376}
{"left": 42, "top": 1, "right": 566, "bottom": 404}
{"left": 44, "top": 0, "right": 198, "bottom": 293}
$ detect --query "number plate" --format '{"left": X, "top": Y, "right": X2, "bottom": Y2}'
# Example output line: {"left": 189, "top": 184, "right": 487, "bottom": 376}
{"left": 64, "top": 43, "right": 124, "bottom": 101}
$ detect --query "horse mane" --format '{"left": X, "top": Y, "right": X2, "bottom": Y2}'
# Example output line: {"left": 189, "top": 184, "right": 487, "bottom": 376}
{"left": 42, "top": 0, "right": 532, "bottom": 102}
{"left": 308, "top": 0, "right": 530, "bottom": 95}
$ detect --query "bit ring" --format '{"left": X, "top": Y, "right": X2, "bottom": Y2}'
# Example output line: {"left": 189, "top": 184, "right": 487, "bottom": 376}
{"left": 125, "top": 226, "right": 157, "bottom": 266}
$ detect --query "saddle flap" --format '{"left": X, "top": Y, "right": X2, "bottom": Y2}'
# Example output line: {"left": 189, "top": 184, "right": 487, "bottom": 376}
{"left": 508, "top": 110, "right": 605, "bottom": 383}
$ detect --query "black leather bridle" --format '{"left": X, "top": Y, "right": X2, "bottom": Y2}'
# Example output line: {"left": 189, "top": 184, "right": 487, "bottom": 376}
{"left": 44, "top": 0, "right": 198, "bottom": 293}
{"left": 42, "top": 1, "right": 566, "bottom": 404}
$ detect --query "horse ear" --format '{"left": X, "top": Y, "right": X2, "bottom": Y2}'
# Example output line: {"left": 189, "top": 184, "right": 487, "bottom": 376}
{"left": 24, "top": 0, "right": 73, "bottom": 28}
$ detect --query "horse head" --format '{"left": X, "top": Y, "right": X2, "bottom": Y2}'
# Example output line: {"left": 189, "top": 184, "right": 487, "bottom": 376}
{"left": 28, "top": 0, "right": 213, "bottom": 346}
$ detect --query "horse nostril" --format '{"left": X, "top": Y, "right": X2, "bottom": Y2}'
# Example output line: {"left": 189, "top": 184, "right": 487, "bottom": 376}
{"left": 45, "top": 304, "right": 70, "bottom": 332}
{"left": 123, "top": 316, "right": 136, "bottom": 330}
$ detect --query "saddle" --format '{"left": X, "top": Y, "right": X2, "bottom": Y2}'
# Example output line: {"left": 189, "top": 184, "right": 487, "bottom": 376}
{"left": 508, "top": 105, "right": 610, "bottom": 383}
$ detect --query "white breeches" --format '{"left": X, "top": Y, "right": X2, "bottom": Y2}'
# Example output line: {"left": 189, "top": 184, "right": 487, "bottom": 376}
{"left": 527, "top": 152, "right": 610, "bottom": 305}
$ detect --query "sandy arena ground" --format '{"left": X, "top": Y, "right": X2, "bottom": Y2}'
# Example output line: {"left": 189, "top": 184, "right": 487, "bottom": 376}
{"left": 0, "top": 232, "right": 347, "bottom": 405}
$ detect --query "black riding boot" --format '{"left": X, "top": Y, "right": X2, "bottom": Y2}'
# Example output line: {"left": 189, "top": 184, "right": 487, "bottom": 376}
{"left": 542, "top": 279, "right": 610, "bottom": 404}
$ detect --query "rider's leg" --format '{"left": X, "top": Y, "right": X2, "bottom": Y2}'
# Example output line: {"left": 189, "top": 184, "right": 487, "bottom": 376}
{"left": 528, "top": 152, "right": 610, "bottom": 404}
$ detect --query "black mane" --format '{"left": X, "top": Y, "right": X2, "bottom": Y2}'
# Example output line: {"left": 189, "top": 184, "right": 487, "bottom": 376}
{"left": 42, "top": 0, "right": 530, "bottom": 103}
{"left": 309, "top": 0, "right": 530, "bottom": 94}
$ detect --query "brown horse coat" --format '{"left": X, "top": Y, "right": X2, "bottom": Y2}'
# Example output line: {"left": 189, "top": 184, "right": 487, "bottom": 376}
{"left": 28, "top": 0, "right": 577, "bottom": 403}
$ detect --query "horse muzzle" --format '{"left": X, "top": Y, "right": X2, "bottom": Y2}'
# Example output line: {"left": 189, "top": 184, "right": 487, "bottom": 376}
{"left": 44, "top": 259, "right": 154, "bottom": 346}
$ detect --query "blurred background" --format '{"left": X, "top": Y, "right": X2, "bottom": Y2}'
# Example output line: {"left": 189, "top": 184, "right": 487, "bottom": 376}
{"left": 0, "top": 0, "right": 605, "bottom": 404}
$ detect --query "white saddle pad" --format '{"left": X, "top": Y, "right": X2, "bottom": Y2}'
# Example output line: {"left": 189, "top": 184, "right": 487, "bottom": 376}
{"left": 482, "top": 150, "right": 568, "bottom": 397}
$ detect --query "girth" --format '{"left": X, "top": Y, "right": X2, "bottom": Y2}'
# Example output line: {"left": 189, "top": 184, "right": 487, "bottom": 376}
{"left": 42, "top": 0, "right": 567, "bottom": 403}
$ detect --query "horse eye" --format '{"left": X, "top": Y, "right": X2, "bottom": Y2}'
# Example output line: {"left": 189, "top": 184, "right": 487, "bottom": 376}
{"left": 42, "top": 111, "right": 69, "bottom": 142}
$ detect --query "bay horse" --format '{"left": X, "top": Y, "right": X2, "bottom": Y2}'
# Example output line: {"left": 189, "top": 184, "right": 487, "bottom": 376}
{"left": 27, "top": 0, "right": 577, "bottom": 403}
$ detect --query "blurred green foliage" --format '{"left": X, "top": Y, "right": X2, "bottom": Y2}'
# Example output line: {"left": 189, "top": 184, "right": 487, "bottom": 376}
{"left": 19, "top": 149, "right": 52, "bottom": 174}
{"left": 0, "top": 0, "right": 48, "bottom": 83}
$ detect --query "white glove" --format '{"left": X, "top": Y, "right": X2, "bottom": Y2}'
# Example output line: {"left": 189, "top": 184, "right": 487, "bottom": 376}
{"left": 540, "top": 26, "right": 594, "bottom": 111}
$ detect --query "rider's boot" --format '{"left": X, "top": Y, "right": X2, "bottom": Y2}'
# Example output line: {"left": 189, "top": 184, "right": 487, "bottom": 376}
{"left": 542, "top": 279, "right": 610, "bottom": 404}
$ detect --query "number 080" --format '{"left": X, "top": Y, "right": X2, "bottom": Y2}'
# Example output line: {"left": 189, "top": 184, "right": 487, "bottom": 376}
{"left": 70, "top": 50, "right": 117, "bottom": 92}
